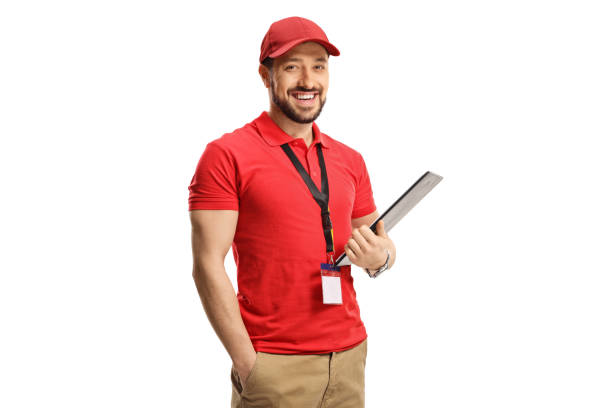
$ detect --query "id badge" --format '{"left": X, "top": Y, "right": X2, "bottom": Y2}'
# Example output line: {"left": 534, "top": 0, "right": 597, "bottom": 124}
{"left": 321, "top": 263, "right": 342, "bottom": 305}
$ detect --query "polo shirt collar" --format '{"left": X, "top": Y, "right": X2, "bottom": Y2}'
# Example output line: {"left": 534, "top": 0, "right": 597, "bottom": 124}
{"left": 254, "top": 111, "right": 330, "bottom": 149}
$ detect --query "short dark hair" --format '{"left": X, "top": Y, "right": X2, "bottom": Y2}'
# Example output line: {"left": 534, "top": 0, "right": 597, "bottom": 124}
{"left": 262, "top": 57, "right": 274, "bottom": 72}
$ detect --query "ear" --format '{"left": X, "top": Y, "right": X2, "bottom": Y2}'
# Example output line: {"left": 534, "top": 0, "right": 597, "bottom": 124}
{"left": 258, "top": 64, "right": 271, "bottom": 88}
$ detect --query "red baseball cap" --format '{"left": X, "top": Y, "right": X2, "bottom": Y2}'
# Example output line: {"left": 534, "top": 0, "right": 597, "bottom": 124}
{"left": 259, "top": 17, "right": 340, "bottom": 63}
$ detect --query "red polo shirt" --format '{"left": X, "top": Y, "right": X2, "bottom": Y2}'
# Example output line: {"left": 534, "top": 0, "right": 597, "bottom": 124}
{"left": 188, "top": 111, "right": 377, "bottom": 354}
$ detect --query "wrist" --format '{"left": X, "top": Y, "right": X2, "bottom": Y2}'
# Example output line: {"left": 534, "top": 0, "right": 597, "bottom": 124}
{"left": 232, "top": 344, "right": 256, "bottom": 368}
{"left": 367, "top": 248, "right": 389, "bottom": 270}
{"left": 365, "top": 249, "right": 390, "bottom": 278}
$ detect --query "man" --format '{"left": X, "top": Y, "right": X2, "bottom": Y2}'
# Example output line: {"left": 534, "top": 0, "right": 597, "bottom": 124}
{"left": 188, "top": 16, "right": 397, "bottom": 407}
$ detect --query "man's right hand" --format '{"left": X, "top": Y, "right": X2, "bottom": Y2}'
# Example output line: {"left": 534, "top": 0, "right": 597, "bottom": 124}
{"left": 234, "top": 350, "right": 258, "bottom": 389}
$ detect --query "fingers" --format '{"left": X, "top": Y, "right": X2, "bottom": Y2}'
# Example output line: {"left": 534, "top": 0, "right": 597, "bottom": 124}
{"left": 346, "top": 223, "right": 388, "bottom": 266}
{"left": 357, "top": 224, "right": 378, "bottom": 245}
{"left": 345, "top": 246, "right": 356, "bottom": 262}
{"left": 346, "top": 237, "right": 363, "bottom": 257}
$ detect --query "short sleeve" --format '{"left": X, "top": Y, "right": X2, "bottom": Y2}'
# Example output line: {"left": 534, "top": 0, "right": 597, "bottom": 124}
{"left": 351, "top": 153, "right": 377, "bottom": 218}
{"left": 188, "top": 142, "right": 239, "bottom": 211}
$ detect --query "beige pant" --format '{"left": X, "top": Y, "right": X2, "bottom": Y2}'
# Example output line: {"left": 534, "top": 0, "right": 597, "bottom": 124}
{"left": 231, "top": 338, "right": 368, "bottom": 408}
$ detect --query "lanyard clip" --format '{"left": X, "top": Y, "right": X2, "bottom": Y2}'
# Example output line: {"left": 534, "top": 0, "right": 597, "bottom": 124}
{"left": 327, "top": 252, "right": 335, "bottom": 266}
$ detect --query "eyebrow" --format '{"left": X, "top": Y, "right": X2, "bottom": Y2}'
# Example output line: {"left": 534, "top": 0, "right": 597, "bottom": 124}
{"left": 285, "top": 57, "right": 328, "bottom": 63}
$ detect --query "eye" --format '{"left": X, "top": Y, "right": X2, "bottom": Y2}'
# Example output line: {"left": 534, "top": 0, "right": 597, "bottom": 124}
{"left": 285, "top": 65, "right": 297, "bottom": 71}
{"left": 315, "top": 65, "right": 326, "bottom": 70}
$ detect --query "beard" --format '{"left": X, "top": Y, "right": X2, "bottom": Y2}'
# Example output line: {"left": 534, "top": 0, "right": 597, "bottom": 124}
{"left": 271, "top": 78, "right": 326, "bottom": 124}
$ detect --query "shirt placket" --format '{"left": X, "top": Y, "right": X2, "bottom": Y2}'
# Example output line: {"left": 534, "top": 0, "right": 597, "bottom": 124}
{"left": 290, "top": 140, "right": 322, "bottom": 190}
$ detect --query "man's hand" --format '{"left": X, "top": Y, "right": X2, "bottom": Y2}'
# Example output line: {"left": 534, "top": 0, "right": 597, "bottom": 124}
{"left": 344, "top": 220, "right": 394, "bottom": 270}
{"left": 234, "top": 350, "right": 257, "bottom": 389}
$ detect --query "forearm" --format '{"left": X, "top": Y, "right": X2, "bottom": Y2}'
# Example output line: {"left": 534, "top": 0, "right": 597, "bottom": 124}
{"left": 192, "top": 260, "right": 254, "bottom": 368}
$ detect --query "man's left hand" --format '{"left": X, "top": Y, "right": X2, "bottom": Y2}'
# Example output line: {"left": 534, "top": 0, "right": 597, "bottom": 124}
{"left": 344, "top": 220, "right": 394, "bottom": 270}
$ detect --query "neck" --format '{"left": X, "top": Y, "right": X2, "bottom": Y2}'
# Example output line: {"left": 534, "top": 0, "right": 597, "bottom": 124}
{"left": 268, "top": 106, "right": 314, "bottom": 147}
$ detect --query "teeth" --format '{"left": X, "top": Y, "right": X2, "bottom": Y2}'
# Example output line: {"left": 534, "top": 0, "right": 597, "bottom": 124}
{"left": 295, "top": 94, "right": 315, "bottom": 100}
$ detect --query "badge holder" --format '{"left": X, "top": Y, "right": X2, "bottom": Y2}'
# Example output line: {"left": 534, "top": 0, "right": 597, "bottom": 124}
{"left": 321, "top": 254, "right": 342, "bottom": 304}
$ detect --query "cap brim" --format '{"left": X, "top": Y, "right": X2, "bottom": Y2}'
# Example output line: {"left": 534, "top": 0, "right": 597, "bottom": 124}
{"left": 268, "top": 38, "right": 340, "bottom": 59}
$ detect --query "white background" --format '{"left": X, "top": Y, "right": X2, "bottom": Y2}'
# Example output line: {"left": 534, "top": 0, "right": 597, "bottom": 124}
{"left": 1, "top": 0, "right": 611, "bottom": 407}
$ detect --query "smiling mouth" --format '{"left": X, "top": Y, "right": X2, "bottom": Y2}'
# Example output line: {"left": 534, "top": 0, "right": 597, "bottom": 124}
{"left": 290, "top": 91, "right": 318, "bottom": 106}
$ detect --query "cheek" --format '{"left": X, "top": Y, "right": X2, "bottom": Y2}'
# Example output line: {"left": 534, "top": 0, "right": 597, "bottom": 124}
{"left": 318, "top": 81, "right": 329, "bottom": 95}
{"left": 274, "top": 76, "right": 292, "bottom": 92}
{"left": 277, "top": 84, "right": 291, "bottom": 97}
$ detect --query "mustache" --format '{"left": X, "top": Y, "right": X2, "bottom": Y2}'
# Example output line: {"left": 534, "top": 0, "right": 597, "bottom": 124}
{"left": 289, "top": 86, "right": 321, "bottom": 93}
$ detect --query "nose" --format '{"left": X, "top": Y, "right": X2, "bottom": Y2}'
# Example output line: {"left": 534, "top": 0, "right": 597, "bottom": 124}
{"left": 297, "top": 67, "right": 315, "bottom": 90}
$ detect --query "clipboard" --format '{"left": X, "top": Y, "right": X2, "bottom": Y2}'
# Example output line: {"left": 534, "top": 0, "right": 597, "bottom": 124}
{"left": 334, "top": 171, "right": 443, "bottom": 267}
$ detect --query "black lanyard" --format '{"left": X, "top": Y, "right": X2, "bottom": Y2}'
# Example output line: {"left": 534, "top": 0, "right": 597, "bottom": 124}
{"left": 281, "top": 142, "right": 335, "bottom": 262}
